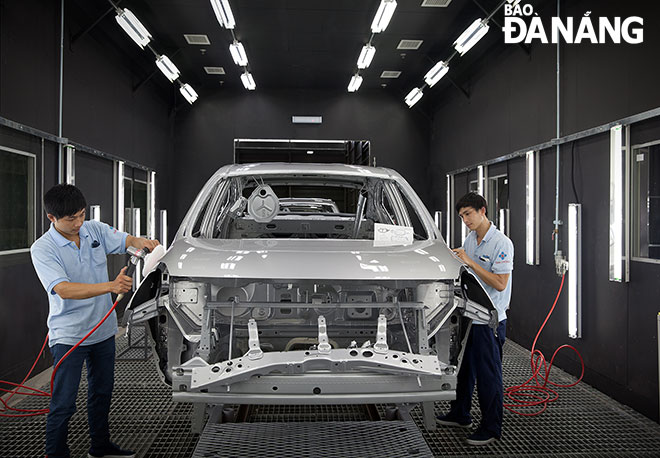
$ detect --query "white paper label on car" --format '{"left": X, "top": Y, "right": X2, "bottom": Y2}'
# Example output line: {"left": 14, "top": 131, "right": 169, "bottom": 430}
{"left": 373, "top": 223, "right": 414, "bottom": 247}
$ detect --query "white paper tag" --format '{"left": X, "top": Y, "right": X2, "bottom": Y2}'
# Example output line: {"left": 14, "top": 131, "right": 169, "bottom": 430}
{"left": 373, "top": 223, "right": 414, "bottom": 247}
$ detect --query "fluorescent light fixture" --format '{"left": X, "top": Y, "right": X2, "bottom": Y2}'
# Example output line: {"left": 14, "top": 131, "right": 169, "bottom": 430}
{"left": 229, "top": 41, "right": 248, "bottom": 66}
{"left": 179, "top": 83, "right": 198, "bottom": 104}
{"left": 148, "top": 171, "right": 156, "bottom": 239}
{"left": 568, "top": 203, "right": 582, "bottom": 338}
{"left": 434, "top": 211, "right": 442, "bottom": 230}
{"left": 115, "top": 8, "right": 152, "bottom": 49}
{"left": 210, "top": 0, "right": 235, "bottom": 29}
{"left": 446, "top": 174, "right": 453, "bottom": 244}
{"left": 357, "top": 45, "right": 376, "bottom": 69}
{"left": 526, "top": 150, "right": 539, "bottom": 265}
{"left": 499, "top": 208, "right": 507, "bottom": 235}
{"left": 116, "top": 161, "right": 125, "bottom": 232}
{"left": 405, "top": 87, "right": 423, "bottom": 107}
{"left": 461, "top": 218, "right": 468, "bottom": 243}
{"left": 454, "top": 18, "right": 489, "bottom": 55}
{"left": 90, "top": 205, "right": 101, "bottom": 222}
{"left": 64, "top": 145, "right": 75, "bottom": 185}
{"left": 241, "top": 71, "right": 256, "bottom": 90}
{"left": 307, "top": 150, "right": 314, "bottom": 155}
{"left": 155, "top": 55, "right": 180, "bottom": 82}
{"left": 424, "top": 61, "right": 449, "bottom": 87}
{"left": 160, "top": 209, "right": 168, "bottom": 250}
{"left": 348, "top": 74, "right": 363, "bottom": 92}
{"left": 609, "top": 125, "right": 628, "bottom": 282}
{"left": 477, "top": 165, "right": 485, "bottom": 196}
{"left": 371, "top": 0, "right": 397, "bottom": 33}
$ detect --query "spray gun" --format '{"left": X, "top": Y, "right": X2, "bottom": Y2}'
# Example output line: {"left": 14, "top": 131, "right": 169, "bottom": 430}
{"left": 117, "top": 246, "right": 150, "bottom": 302}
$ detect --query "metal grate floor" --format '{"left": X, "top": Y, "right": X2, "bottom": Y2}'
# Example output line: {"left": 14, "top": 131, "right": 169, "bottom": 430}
{"left": 2, "top": 334, "right": 660, "bottom": 457}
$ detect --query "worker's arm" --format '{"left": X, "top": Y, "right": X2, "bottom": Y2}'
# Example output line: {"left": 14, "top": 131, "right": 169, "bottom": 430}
{"left": 452, "top": 248, "right": 510, "bottom": 292}
{"left": 126, "top": 235, "right": 160, "bottom": 252}
{"left": 52, "top": 267, "right": 133, "bottom": 300}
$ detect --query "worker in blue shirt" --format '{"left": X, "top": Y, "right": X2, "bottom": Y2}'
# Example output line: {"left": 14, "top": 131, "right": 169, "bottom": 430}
{"left": 30, "top": 184, "right": 159, "bottom": 458}
{"left": 436, "top": 192, "right": 514, "bottom": 445}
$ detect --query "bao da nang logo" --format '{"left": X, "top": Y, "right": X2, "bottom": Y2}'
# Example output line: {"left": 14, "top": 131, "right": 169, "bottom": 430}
{"left": 502, "top": 3, "right": 644, "bottom": 44}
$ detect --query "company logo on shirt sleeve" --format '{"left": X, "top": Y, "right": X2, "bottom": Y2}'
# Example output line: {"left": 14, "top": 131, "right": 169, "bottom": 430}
{"left": 498, "top": 251, "right": 508, "bottom": 260}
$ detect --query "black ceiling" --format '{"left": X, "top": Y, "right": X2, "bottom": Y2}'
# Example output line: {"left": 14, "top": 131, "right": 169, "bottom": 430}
{"left": 68, "top": 0, "right": 525, "bottom": 106}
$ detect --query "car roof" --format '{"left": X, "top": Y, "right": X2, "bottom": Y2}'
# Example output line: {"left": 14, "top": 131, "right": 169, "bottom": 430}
{"left": 212, "top": 163, "right": 400, "bottom": 180}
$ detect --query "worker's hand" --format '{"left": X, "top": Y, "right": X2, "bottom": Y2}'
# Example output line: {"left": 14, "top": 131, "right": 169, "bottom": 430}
{"left": 452, "top": 248, "right": 473, "bottom": 268}
{"left": 110, "top": 266, "right": 133, "bottom": 295}
{"left": 135, "top": 238, "right": 160, "bottom": 252}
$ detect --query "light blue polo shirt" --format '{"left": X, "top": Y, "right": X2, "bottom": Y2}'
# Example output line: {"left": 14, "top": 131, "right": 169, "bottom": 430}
{"left": 30, "top": 220, "right": 128, "bottom": 347}
{"left": 463, "top": 222, "right": 514, "bottom": 324}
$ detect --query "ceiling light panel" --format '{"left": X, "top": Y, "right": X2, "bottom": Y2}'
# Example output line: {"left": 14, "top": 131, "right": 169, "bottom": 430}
{"left": 155, "top": 55, "right": 180, "bottom": 82}
{"left": 179, "top": 83, "right": 198, "bottom": 104}
{"left": 210, "top": 0, "right": 236, "bottom": 29}
{"left": 424, "top": 61, "right": 449, "bottom": 87}
{"left": 454, "top": 18, "right": 490, "bottom": 55}
{"left": 347, "top": 74, "right": 363, "bottom": 92}
{"left": 357, "top": 45, "right": 376, "bottom": 69}
{"left": 241, "top": 72, "right": 256, "bottom": 90}
{"left": 184, "top": 34, "right": 211, "bottom": 45}
{"left": 405, "top": 87, "right": 423, "bottom": 107}
{"left": 229, "top": 41, "right": 248, "bottom": 66}
{"left": 397, "top": 39, "right": 423, "bottom": 50}
{"left": 371, "top": 0, "right": 397, "bottom": 33}
{"left": 115, "top": 8, "right": 151, "bottom": 49}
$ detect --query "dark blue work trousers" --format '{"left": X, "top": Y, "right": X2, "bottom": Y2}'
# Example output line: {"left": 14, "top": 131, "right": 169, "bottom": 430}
{"left": 46, "top": 336, "right": 115, "bottom": 458}
{"left": 450, "top": 320, "right": 506, "bottom": 438}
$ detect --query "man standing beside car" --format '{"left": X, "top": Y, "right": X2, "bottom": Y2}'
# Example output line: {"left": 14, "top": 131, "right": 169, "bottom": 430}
{"left": 31, "top": 184, "right": 159, "bottom": 458}
{"left": 436, "top": 192, "right": 514, "bottom": 445}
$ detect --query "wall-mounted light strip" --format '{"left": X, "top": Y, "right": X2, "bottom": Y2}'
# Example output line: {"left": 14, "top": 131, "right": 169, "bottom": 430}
{"left": 64, "top": 145, "right": 75, "bottom": 185}
{"left": 160, "top": 209, "right": 168, "bottom": 249}
{"left": 446, "top": 174, "right": 453, "bottom": 245}
{"left": 609, "top": 124, "right": 629, "bottom": 282}
{"left": 90, "top": 205, "right": 101, "bottom": 222}
{"left": 477, "top": 165, "right": 486, "bottom": 197}
{"left": 148, "top": 171, "right": 156, "bottom": 239}
{"left": 526, "top": 150, "right": 539, "bottom": 265}
{"left": 116, "top": 161, "right": 125, "bottom": 232}
{"left": 568, "top": 203, "right": 582, "bottom": 339}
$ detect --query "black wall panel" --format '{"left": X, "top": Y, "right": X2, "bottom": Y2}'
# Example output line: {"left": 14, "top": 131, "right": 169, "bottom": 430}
{"left": 0, "top": 0, "right": 171, "bottom": 386}
{"left": 430, "top": 0, "right": 660, "bottom": 420}
{"left": 171, "top": 89, "right": 431, "bottom": 234}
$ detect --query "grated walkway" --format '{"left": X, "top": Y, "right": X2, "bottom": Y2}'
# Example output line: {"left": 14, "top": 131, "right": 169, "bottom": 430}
{"left": 2, "top": 328, "right": 660, "bottom": 457}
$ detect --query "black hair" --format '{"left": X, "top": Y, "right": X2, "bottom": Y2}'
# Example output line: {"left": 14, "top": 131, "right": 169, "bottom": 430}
{"left": 455, "top": 192, "right": 488, "bottom": 217}
{"left": 43, "top": 184, "right": 87, "bottom": 219}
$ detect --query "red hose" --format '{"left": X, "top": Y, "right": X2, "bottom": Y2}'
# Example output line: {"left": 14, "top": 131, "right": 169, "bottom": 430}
{"left": 504, "top": 273, "right": 585, "bottom": 416}
{"left": 0, "top": 299, "right": 120, "bottom": 418}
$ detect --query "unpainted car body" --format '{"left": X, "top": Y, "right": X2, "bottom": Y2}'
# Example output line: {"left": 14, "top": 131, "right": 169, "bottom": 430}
{"left": 126, "top": 163, "right": 496, "bottom": 429}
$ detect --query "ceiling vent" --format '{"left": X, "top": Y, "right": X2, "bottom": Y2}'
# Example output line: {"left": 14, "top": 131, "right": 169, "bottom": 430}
{"left": 397, "top": 39, "right": 423, "bottom": 50}
{"left": 421, "top": 0, "right": 453, "bottom": 6}
{"left": 204, "top": 66, "right": 226, "bottom": 75}
{"left": 380, "top": 71, "right": 401, "bottom": 79}
{"left": 184, "top": 34, "right": 211, "bottom": 45}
